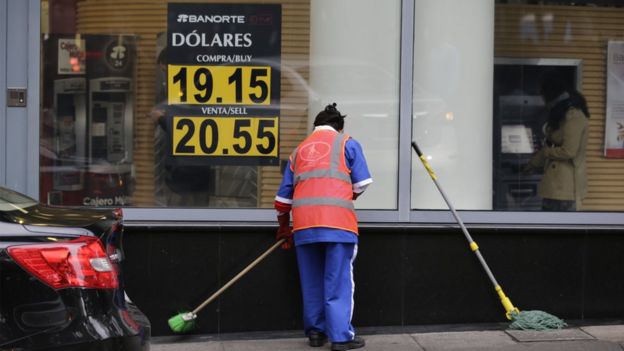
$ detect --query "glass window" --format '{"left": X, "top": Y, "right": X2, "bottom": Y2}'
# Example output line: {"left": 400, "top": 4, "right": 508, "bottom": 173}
{"left": 309, "top": 0, "right": 400, "bottom": 210}
{"left": 411, "top": 0, "right": 624, "bottom": 213}
{"left": 39, "top": 0, "right": 401, "bottom": 209}
{"left": 411, "top": 0, "right": 494, "bottom": 210}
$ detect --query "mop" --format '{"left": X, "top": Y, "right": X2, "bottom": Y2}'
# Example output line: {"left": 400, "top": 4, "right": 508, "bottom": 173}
{"left": 411, "top": 141, "right": 566, "bottom": 331}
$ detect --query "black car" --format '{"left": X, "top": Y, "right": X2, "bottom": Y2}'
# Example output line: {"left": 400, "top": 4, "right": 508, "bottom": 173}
{"left": 0, "top": 186, "right": 150, "bottom": 350}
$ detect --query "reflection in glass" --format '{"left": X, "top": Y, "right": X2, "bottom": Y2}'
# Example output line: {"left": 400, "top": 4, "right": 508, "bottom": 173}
{"left": 41, "top": 0, "right": 400, "bottom": 209}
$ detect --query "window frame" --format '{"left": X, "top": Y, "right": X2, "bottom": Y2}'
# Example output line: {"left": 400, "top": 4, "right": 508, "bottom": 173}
{"left": 25, "top": 0, "right": 624, "bottom": 228}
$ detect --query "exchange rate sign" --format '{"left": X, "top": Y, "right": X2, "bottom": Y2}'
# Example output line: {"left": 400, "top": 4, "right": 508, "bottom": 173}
{"left": 166, "top": 3, "right": 281, "bottom": 166}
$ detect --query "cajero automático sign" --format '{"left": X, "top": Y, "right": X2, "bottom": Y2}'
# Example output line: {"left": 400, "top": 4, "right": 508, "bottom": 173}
{"left": 166, "top": 3, "right": 281, "bottom": 165}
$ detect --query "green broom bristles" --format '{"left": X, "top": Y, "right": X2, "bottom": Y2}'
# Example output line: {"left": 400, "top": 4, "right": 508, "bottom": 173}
{"left": 168, "top": 311, "right": 197, "bottom": 333}
{"left": 509, "top": 310, "right": 567, "bottom": 331}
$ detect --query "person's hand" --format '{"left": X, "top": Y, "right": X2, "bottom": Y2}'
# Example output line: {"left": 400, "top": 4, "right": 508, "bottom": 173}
{"left": 276, "top": 213, "right": 293, "bottom": 250}
{"left": 148, "top": 108, "right": 165, "bottom": 123}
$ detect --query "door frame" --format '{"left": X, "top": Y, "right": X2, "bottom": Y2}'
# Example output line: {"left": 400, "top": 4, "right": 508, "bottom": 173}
{"left": 1, "top": 0, "right": 40, "bottom": 198}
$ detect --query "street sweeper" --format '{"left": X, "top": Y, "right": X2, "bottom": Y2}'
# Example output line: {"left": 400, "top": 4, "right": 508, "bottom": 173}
{"left": 274, "top": 103, "right": 373, "bottom": 351}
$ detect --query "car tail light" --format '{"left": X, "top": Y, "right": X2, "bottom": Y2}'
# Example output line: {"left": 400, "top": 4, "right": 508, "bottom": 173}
{"left": 7, "top": 236, "right": 118, "bottom": 290}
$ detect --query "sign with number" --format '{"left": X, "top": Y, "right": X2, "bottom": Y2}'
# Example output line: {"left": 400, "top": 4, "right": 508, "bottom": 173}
{"left": 168, "top": 65, "right": 271, "bottom": 105}
{"left": 166, "top": 3, "right": 281, "bottom": 166}
{"left": 173, "top": 116, "right": 278, "bottom": 157}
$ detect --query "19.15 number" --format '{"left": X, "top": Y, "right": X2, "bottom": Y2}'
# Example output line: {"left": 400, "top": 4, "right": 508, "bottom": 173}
{"left": 171, "top": 66, "right": 269, "bottom": 105}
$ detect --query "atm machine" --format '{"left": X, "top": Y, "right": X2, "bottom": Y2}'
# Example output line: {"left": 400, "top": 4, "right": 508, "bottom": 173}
{"left": 89, "top": 77, "right": 133, "bottom": 165}
{"left": 40, "top": 34, "right": 88, "bottom": 205}
{"left": 493, "top": 58, "right": 581, "bottom": 210}
{"left": 494, "top": 94, "right": 544, "bottom": 210}
{"left": 51, "top": 77, "right": 87, "bottom": 201}
{"left": 40, "top": 34, "right": 136, "bottom": 206}
{"left": 84, "top": 35, "right": 136, "bottom": 207}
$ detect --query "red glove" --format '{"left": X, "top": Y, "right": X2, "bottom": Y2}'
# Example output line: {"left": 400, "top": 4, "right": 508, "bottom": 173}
{"left": 276, "top": 213, "right": 293, "bottom": 250}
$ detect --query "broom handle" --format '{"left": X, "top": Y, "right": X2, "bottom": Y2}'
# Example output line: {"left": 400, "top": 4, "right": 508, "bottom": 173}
{"left": 192, "top": 238, "right": 287, "bottom": 315}
{"left": 411, "top": 142, "right": 500, "bottom": 288}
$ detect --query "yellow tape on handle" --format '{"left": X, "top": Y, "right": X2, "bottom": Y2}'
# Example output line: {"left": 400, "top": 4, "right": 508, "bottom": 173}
{"left": 419, "top": 155, "right": 437, "bottom": 180}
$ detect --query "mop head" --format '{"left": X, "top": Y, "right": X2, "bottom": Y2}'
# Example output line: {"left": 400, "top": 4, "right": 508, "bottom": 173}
{"left": 168, "top": 311, "right": 197, "bottom": 333}
{"left": 509, "top": 310, "right": 567, "bottom": 331}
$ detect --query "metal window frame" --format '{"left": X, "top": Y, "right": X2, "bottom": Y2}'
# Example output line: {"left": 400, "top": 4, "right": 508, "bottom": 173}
{"left": 3, "top": 0, "right": 39, "bottom": 197}
{"left": 0, "top": 0, "right": 6, "bottom": 186}
{"left": 5, "top": 0, "right": 29, "bottom": 195}
{"left": 123, "top": 0, "right": 416, "bottom": 225}
{"left": 18, "top": 0, "right": 624, "bottom": 228}
{"left": 27, "top": 0, "right": 40, "bottom": 197}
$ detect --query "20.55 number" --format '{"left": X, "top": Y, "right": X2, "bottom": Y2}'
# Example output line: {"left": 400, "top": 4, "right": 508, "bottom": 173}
{"left": 172, "top": 116, "right": 278, "bottom": 157}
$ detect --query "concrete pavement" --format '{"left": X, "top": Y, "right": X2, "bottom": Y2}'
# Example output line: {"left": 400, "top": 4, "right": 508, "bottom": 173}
{"left": 151, "top": 322, "right": 624, "bottom": 350}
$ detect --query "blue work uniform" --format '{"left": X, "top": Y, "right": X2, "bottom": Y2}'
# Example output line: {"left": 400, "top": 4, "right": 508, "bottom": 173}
{"left": 275, "top": 126, "right": 372, "bottom": 343}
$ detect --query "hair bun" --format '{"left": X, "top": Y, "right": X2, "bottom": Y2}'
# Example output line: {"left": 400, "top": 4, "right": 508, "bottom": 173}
{"left": 314, "top": 103, "right": 346, "bottom": 128}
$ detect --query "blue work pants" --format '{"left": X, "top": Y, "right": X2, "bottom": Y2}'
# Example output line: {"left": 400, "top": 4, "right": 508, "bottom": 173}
{"left": 295, "top": 242, "right": 358, "bottom": 343}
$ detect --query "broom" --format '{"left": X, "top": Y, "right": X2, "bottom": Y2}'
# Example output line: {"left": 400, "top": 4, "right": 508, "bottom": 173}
{"left": 168, "top": 238, "right": 286, "bottom": 333}
{"left": 411, "top": 141, "right": 566, "bottom": 331}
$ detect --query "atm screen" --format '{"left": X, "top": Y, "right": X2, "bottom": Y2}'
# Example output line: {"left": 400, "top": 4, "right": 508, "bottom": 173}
{"left": 501, "top": 124, "right": 535, "bottom": 154}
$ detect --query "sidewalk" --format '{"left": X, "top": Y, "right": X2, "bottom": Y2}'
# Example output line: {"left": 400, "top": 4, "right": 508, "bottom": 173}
{"left": 151, "top": 321, "right": 624, "bottom": 350}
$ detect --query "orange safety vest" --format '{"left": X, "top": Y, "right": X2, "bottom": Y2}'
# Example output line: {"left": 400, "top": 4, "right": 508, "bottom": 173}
{"left": 291, "top": 129, "right": 358, "bottom": 234}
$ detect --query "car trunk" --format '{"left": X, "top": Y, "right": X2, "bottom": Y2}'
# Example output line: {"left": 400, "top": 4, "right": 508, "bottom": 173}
{"left": 0, "top": 217, "right": 139, "bottom": 349}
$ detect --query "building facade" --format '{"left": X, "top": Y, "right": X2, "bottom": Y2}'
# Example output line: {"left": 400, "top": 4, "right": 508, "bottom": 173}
{"left": 2, "top": 0, "right": 624, "bottom": 336}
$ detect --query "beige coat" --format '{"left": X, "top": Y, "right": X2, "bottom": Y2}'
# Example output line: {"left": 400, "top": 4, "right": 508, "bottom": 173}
{"left": 528, "top": 107, "right": 589, "bottom": 205}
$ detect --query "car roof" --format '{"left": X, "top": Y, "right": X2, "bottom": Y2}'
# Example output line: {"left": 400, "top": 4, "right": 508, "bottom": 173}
{"left": 0, "top": 187, "right": 38, "bottom": 213}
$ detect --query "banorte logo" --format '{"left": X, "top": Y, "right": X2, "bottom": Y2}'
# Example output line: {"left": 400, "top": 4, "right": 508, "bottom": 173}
{"left": 174, "top": 14, "right": 246, "bottom": 24}
{"left": 105, "top": 41, "right": 129, "bottom": 69}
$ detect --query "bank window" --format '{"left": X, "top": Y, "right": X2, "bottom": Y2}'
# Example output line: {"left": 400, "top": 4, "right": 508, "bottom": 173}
{"left": 39, "top": 0, "right": 400, "bottom": 210}
{"left": 411, "top": 0, "right": 624, "bottom": 213}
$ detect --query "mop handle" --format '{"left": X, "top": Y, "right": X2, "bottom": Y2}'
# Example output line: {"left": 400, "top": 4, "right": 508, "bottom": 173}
{"left": 411, "top": 142, "right": 500, "bottom": 288}
{"left": 192, "top": 238, "right": 287, "bottom": 315}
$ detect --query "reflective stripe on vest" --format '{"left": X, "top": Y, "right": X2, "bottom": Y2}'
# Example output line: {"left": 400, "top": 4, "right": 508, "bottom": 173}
{"left": 291, "top": 130, "right": 358, "bottom": 234}
{"left": 292, "top": 197, "right": 354, "bottom": 210}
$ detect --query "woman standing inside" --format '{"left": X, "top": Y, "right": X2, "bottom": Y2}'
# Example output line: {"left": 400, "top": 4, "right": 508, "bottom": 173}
{"left": 524, "top": 71, "right": 590, "bottom": 211}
